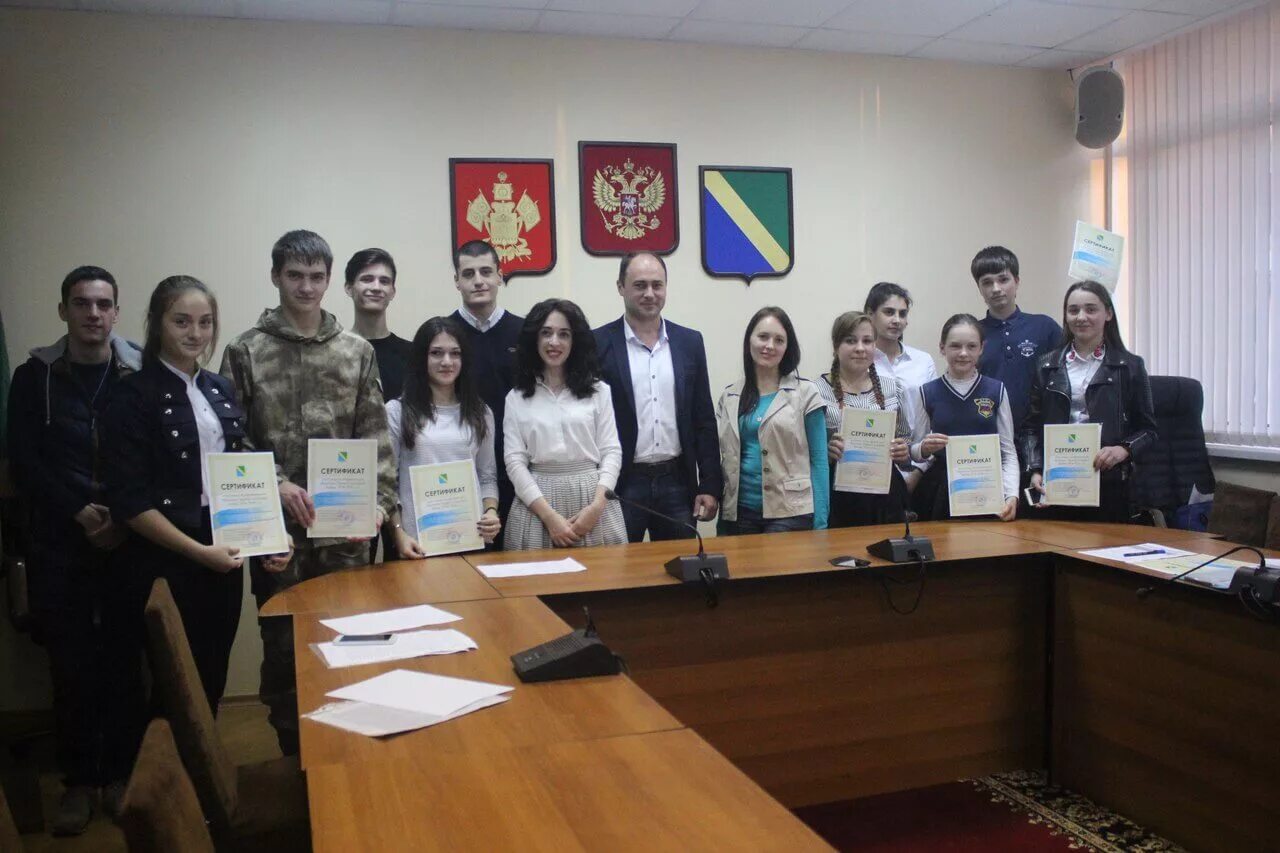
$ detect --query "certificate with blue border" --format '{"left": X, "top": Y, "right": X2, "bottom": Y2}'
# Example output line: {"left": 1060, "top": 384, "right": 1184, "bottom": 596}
{"left": 408, "top": 459, "right": 484, "bottom": 557}
{"left": 946, "top": 434, "right": 1004, "bottom": 517}
{"left": 1044, "top": 423, "right": 1101, "bottom": 507}
{"left": 308, "top": 439, "right": 378, "bottom": 539}
{"left": 205, "top": 452, "right": 289, "bottom": 558}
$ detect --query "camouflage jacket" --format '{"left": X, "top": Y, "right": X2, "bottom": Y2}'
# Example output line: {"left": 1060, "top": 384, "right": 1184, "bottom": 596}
{"left": 219, "top": 307, "right": 396, "bottom": 540}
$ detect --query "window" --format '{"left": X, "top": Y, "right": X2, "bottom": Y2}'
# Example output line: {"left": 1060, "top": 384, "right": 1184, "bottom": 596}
{"left": 1113, "top": 2, "right": 1280, "bottom": 458}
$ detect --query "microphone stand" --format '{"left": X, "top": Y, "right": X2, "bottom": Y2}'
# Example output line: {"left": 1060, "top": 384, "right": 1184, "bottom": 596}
{"left": 604, "top": 489, "right": 730, "bottom": 607}
{"left": 1136, "top": 544, "right": 1280, "bottom": 620}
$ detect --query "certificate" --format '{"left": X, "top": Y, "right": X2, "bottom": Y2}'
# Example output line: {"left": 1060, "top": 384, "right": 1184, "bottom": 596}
{"left": 833, "top": 408, "right": 895, "bottom": 495}
{"left": 1043, "top": 423, "right": 1101, "bottom": 507}
{"left": 945, "top": 434, "right": 1004, "bottom": 517}
{"left": 205, "top": 452, "right": 289, "bottom": 558}
{"left": 1068, "top": 220, "right": 1125, "bottom": 289}
{"left": 307, "top": 439, "right": 378, "bottom": 539}
{"left": 408, "top": 459, "right": 484, "bottom": 557}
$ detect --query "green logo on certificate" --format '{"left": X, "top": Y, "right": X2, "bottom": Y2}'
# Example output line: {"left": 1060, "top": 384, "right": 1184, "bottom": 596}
{"left": 969, "top": 445, "right": 978, "bottom": 454}
{"left": 865, "top": 417, "right": 875, "bottom": 429}
{"left": 1068, "top": 433, "right": 1077, "bottom": 443}
{"left": 438, "top": 473, "right": 449, "bottom": 485}
{"left": 235, "top": 465, "right": 246, "bottom": 477}
{"left": 337, "top": 451, "right": 349, "bottom": 462}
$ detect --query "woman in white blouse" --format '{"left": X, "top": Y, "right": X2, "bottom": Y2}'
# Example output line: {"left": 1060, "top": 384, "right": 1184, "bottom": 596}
{"left": 388, "top": 317, "right": 501, "bottom": 557}
{"left": 503, "top": 299, "right": 627, "bottom": 550}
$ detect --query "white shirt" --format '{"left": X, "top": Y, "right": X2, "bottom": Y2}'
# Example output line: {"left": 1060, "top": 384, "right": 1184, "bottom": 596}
{"left": 1066, "top": 344, "right": 1105, "bottom": 424}
{"left": 160, "top": 357, "right": 225, "bottom": 506}
{"left": 386, "top": 399, "right": 498, "bottom": 539}
{"left": 876, "top": 343, "right": 938, "bottom": 433}
{"left": 456, "top": 305, "right": 506, "bottom": 333}
{"left": 905, "top": 372, "right": 1019, "bottom": 502}
{"left": 623, "top": 318, "right": 681, "bottom": 463}
{"left": 503, "top": 379, "right": 623, "bottom": 507}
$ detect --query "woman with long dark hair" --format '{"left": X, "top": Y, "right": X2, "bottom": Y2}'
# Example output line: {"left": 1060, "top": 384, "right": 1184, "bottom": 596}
{"left": 502, "top": 299, "right": 627, "bottom": 549}
{"left": 717, "top": 306, "right": 829, "bottom": 534}
{"left": 105, "top": 276, "right": 292, "bottom": 714}
{"left": 819, "top": 311, "right": 912, "bottom": 527}
{"left": 1021, "top": 280, "right": 1158, "bottom": 522}
{"left": 387, "top": 317, "right": 500, "bottom": 557}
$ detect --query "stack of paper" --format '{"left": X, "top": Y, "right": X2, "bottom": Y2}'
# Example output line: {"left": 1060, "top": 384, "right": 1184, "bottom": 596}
{"left": 305, "top": 669, "right": 513, "bottom": 737}
{"left": 475, "top": 556, "right": 588, "bottom": 579}
{"left": 319, "top": 604, "right": 461, "bottom": 635}
{"left": 313, "top": 629, "right": 478, "bottom": 669}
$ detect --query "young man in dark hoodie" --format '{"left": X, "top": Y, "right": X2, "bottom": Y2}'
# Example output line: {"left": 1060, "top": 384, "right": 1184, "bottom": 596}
{"left": 221, "top": 230, "right": 396, "bottom": 755}
{"left": 7, "top": 266, "right": 144, "bottom": 834}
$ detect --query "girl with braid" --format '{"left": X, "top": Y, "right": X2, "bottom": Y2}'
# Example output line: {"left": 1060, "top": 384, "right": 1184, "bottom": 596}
{"left": 818, "top": 312, "right": 913, "bottom": 527}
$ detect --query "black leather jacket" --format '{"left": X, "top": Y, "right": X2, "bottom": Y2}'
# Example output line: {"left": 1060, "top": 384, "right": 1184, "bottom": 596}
{"left": 1019, "top": 345, "right": 1158, "bottom": 474}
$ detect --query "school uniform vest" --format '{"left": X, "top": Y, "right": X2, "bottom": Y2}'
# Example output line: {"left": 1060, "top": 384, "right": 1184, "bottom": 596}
{"left": 921, "top": 374, "right": 1004, "bottom": 465}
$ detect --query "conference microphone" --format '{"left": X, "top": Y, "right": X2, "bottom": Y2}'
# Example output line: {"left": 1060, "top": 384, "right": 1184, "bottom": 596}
{"left": 1137, "top": 545, "right": 1280, "bottom": 616}
{"left": 603, "top": 489, "right": 730, "bottom": 584}
{"left": 866, "top": 486, "right": 936, "bottom": 564}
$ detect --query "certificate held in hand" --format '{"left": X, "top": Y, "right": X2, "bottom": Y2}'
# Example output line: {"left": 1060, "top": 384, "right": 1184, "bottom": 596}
{"left": 307, "top": 439, "right": 378, "bottom": 539}
{"left": 205, "top": 452, "right": 289, "bottom": 557}
{"left": 945, "top": 434, "right": 1004, "bottom": 517}
{"left": 834, "top": 408, "right": 896, "bottom": 495}
{"left": 1043, "top": 423, "right": 1101, "bottom": 507}
{"left": 408, "top": 459, "right": 484, "bottom": 557}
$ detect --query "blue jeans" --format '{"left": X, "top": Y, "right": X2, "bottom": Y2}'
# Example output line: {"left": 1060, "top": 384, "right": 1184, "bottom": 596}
{"left": 617, "top": 461, "right": 697, "bottom": 543}
{"left": 718, "top": 503, "right": 814, "bottom": 536}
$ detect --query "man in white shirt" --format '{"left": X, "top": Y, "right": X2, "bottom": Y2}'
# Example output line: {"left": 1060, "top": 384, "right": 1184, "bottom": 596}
{"left": 593, "top": 252, "right": 722, "bottom": 542}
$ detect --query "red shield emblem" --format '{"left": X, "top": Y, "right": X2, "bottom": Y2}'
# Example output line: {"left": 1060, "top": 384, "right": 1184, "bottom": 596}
{"left": 450, "top": 159, "right": 556, "bottom": 278}
{"left": 974, "top": 397, "right": 996, "bottom": 418}
{"left": 579, "top": 141, "right": 679, "bottom": 256}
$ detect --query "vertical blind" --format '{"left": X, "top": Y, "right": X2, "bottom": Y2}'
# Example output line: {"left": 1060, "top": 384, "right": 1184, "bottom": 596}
{"left": 1118, "top": 2, "right": 1279, "bottom": 451}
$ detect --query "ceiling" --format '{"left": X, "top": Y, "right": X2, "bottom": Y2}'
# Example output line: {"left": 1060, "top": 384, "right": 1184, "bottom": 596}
{"left": 1, "top": 0, "right": 1260, "bottom": 69}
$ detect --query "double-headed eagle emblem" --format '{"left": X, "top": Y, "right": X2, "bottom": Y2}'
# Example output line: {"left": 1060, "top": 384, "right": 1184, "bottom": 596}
{"left": 465, "top": 171, "right": 542, "bottom": 262}
{"left": 592, "top": 158, "right": 666, "bottom": 241}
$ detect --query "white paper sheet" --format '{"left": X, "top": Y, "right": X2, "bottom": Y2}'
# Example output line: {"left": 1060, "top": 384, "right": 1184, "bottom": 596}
{"left": 319, "top": 604, "right": 462, "bottom": 635}
{"left": 474, "top": 557, "right": 588, "bottom": 579}
{"left": 326, "top": 669, "right": 514, "bottom": 718}
{"left": 313, "top": 629, "right": 477, "bottom": 669}
{"left": 303, "top": 695, "right": 510, "bottom": 737}
{"left": 1078, "top": 543, "right": 1196, "bottom": 566}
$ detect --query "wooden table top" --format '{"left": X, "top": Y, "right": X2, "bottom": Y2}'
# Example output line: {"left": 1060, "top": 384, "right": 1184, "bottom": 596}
{"left": 463, "top": 521, "right": 1060, "bottom": 597}
{"left": 259, "top": 555, "right": 499, "bottom": 617}
{"left": 306, "top": 728, "right": 834, "bottom": 853}
{"left": 294, "top": 596, "right": 682, "bottom": 769}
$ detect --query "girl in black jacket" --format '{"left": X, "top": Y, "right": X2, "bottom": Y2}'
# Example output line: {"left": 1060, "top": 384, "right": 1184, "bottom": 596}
{"left": 106, "top": 276, "right": 291, "bottom": 714}
{"left": 1021, "top": 280, "right": 1158, "bottom": 522}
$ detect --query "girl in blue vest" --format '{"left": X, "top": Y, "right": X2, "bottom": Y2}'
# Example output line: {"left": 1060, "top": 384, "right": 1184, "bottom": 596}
{"left": 905, "top": 314, "right": 1019, "bottom": 521}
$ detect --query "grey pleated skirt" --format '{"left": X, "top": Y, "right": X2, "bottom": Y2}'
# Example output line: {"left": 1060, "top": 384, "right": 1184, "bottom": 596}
{"left": 504, "top": 461, "right": 628, "bottom": 551}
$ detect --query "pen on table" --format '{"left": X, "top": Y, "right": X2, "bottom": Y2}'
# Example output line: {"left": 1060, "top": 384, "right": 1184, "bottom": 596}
{"left": 1122, "top": 548, "right": 1166, "bottom": 558}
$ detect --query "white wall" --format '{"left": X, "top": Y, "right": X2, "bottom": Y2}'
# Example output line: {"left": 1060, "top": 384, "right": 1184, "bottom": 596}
{"left": 0, "top": 8, "right": 1093, "bottom": 707}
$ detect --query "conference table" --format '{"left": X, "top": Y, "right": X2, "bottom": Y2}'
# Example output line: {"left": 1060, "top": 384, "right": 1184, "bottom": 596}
{"left": 262, "top": 520, "right": 1280, "bottom": 853}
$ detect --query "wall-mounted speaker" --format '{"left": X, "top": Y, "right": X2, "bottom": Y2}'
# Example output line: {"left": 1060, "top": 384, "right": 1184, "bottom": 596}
{"left": 1075, "top": 65, "right": 1124, "bottom": 149}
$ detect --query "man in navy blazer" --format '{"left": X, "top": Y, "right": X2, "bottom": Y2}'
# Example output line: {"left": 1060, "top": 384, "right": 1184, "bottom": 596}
{"left": 594, "top": 252, "right": 722, "bottom": 542}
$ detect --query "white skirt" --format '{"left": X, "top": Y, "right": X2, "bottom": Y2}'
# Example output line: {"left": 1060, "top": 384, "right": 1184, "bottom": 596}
{"left": 503, "top": 461, "right": 628, "bottom": 551}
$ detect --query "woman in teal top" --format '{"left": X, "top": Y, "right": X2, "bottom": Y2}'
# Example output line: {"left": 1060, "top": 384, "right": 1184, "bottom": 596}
{"left": 716, "top": 306, "right": 829, "bottom": 534}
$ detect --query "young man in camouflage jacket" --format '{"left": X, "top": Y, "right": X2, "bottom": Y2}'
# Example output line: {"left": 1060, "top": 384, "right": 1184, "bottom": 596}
{"left": 221, "top": 230, "right": 396, "bottom": 755}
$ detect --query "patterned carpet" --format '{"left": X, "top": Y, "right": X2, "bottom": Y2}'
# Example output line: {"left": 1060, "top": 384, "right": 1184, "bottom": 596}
{"left": 793, "top": 770, "right": 1186, "bottom": 852}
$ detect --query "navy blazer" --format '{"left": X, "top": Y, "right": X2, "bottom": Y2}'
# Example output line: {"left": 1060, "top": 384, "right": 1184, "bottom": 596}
{"left": 104, "top": 359, "right": 247, "bottom": 536}
{"left": 593, "top": 317, "right": 723, "bottom": 504}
